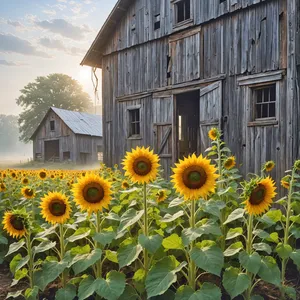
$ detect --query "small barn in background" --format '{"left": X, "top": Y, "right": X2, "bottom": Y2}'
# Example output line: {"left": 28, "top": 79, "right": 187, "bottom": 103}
{"left": 31, "top": 107, "right": 103, "bottom": 164}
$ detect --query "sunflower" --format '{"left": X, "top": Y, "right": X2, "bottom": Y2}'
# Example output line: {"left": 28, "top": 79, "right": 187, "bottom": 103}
{"left": 40, "top": 192, "right": 71, "bottom": 224}
{"left": 123, "top": 147, "right": 160, "bottom": 184}
{"left": 2, "top": 211, "right": 28, "bottom": 238}
{"left": 10, "top": 171, "right": 17, "bottom": 179}
{"left": 208, "top": 128, "right": 219, "bottom": 141}
{"left": 72, "top": 174, "right": 112, "bottom": 213}
{"left": 281, "top": 176, "right": 290, "bottom": 189}
{"left": 171, "top": 154, "right": 219, "bottom": 200}
{"left": 156, "top": 190, "right": 167, "bottom": 203}
{"left": 264, "top": 161, "right": 275, "bottom": 172}
{"left": 21, "top": 178, "right": 29, "bottom": 185}
{"left": 0, "top": 182, "right": 6, "bottom": 192}
{"left": 38, "top": 170, "right": 47, "bottom": 180}
{"left": 224, "top": 156, "right": 236, "bottom": 170}
{"left": 121, "top": 180, "right": 130, "bottom": 189}
{"left": 243, "top": 177, "right": 277, "bottom": 216}
{"left": 21, "top": 187, "right": 35, "bottom": 199}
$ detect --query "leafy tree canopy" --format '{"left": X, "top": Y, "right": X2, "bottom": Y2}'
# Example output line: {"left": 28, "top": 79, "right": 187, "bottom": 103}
{"left": 16, "top": 73, "right": 92, "bottom": 142}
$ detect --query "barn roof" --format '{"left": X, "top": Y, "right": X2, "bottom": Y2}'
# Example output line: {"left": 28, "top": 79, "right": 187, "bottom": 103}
{"left": 81, "top": 0, "right": 131, "bottom": 68}
{"left": 31, "top": 107, "right": 103, "bottom": 139}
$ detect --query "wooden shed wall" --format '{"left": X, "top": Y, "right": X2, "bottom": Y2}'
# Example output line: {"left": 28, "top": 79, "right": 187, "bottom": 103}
{"left": 101, "top": 0, "right": 299, "bottom": 184}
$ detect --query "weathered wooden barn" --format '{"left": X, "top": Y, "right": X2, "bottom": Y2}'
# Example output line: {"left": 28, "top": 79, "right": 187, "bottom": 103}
{"left": 81, "top": 0, "right": 300, "bottom": 182}
{"left": 31, "top": 107, "right": 103, "bottom": 164}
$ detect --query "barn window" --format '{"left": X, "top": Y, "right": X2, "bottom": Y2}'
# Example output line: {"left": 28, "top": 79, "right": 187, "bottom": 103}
{"left": 253, "top": 84, "right": 276, "bottom": 120}
{"left": 174, "top": 0, "right": 191, "bottom": 24}
{"left": 154, "top": 14, "right": 161, "bottom": 30}
{"left": 237, "top": 70, "right": 284, "bottom": 127}
{"left": 128, "top": 107, "right": 141, "bottom": 138}
{"left": 50, "top": 120, "right": 55, "bottom": 131}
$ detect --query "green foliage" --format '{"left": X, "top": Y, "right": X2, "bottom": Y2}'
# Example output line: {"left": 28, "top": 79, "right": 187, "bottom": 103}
{"left": 16, "top": 74, "right": 92, "bottom": 142}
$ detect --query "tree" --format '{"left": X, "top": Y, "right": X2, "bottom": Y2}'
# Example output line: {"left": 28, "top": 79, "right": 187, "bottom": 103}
{"left": 16, "top": 73, "right": 92, "bottom": 142}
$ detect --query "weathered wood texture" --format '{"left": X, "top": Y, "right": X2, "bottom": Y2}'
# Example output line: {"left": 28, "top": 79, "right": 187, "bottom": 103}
{"left": 99, "top": 0, "right": 299, "bottom": 189}
{"left": 32, "top": 110, "right": 103, "bottom": 164}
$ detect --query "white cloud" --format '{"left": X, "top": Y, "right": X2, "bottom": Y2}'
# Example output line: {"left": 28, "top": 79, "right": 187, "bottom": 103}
{"left": 7, "top": 20, "right": 24, "bottom": 28}
{"left": 43, "top": 10, "right": 57, "bottom": 16}
{"left": 38, "top": 37, "right": 86, "bottom": 57}
{"left": 0, "top": 33, "right": 51, "bottom": 58}
{"left": 0, "top": 59, "right": 27, "bottom": 66}
{"left": 34, "top": 18, "right": 91, "bottom": 40}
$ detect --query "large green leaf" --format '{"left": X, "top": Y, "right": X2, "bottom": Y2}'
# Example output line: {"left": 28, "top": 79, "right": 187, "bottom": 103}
{"left": 223, "top": 208, "right": 245, "bottom": 225}
{"left": 182, "top": 228, "right": 204, "bottom": 246}
{"left": 224, "top": 242, "right": 243, "bottom": 257}
{"left": 226, "top": 228, "right": 243, "bottom": 240}
{"left": 35, "top": 225, "right": 58, "bottom": 239}
{"left": 190, "top": 245, "right": 224, "bottom": 276}
{"left": 70, "top": 245, "right": 91, "bottom": 256}
{"left": 239, "top": 251, "right": 261, "bottom": 275}
{"left": 223, "top": 267, "right": 251, "bottom": 299}
{"left": 6, "top": 240, "right": 25, "bottom": 257}
{"left": 6, "top": 290, "right": 23, "bottom": 299}
{"left": 199, "top": 222, "right": 222, "bottom": 236}
{"left": 138, "top": 234, "right": 163, "bottom": 254}
{"left": 67, "top": 228, "right": 91, "bottom": 243}
{"left": 275, "top": 243, "right": 293, "bottom": 259}
{"left": 55, "top": 284, "right": 77, "bottom": 300}
{"left": 175, "top": 283, "right": 221, "bottom": 300}
{"left": 25, "top": 286, "right": 39, "bottom": 300}
{"left": 145, "top": 256, "right": 187, "bottom": 298}
{"left": 78, "top": 276, "right": 99, "bottom": 300}
{"left": 72, "top": 249, "right": 102, "bottom": 275}
{"left": 290, "top": 250, "right": 300, "bottom": 268}
{"left": 117, "top": 209, "right": 144, "bottom": 238}
{"left": 257, "top": 256, "right": 281, "bottom": 286}
{"left": 118, "top": 244, "right": 143, "bottom": 268}
{"left": 162, "top": 234, "right": 184, "bottom": 250}
{"left": 161, "top": 211, "right": 184, "bottom": 223}
{"left": 203, "top": 200, "right": 226, "bottom": 218}
{"left": 0, "top": 235, "right": 8, "bottom": 245}
{"left": 33, "top": 241, "right": 56, "bottom": 255}
{"left": 260, "top": 210, "right": 282, "bottom": 225}
{"left": 105, "top": 250, "right": 118, "bottom": 263}
{"left": 118, "top": 285, "right": 139, "bottom": 300}
{"left": 253, "top": 243, "right": 272, "bottom": 255}
{"left": 33, "top": 260, "right": 68, "bottom": 291}
{"left": 96, "top": 271, "right": 126, "bottom": 300}
{"left": 93, "top": 231, "right": 116, "bottom": 247}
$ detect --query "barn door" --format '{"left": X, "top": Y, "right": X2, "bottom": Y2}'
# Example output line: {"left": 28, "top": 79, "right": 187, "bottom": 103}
{"left": 153, "top": 123, "right": 172, "bottom": 178}
{"left": 199, "top": 81, "right": 222, "bottom": 154}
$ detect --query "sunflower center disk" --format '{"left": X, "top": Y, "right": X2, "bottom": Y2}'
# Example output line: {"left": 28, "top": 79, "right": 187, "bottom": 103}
{"left": 249, "top": 184, "right": 266, "bottom": 205}
{"left": 49, "top": 200, "right": 67, "bottom": 216}
{"left": 133, "top": 157, "right": 152, "bottom": 176}
{"left": 26, "top": 189, "right": 33, "bottom": 196}
{"left": 183, "top": 167, "right": 207, "bottom": 189}
{"left": 83, "top": 183, "right": 104, "bottom": 203}
{"left": 11, "top": 216, "right": 24, "bottom": 230}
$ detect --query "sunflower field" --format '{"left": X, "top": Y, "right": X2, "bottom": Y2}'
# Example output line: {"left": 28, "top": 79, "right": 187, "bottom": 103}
{"left": 0, "top": 128, "right": 300, "bottom": 300}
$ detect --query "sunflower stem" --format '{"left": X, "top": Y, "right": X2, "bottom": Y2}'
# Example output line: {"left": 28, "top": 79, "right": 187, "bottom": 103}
{"left": 280, "top": 166, "right": 295, "bottom": 298}
{"left": 245, "top": 214, "right": 254, "bottom": 300}
{"left": 96, "top": 211, "right": 102, "bottom": 278}
{"left": 143, "top": 183, "right": 149, "bottom": 273}
{"left": 26, "top": 233, "right": 34, "bottom": 289}
{"left": 59, "top": 224, "right": 67, "bottom": 288}
{"left": 188, "top": 200, "right": 197, "bottom": 290}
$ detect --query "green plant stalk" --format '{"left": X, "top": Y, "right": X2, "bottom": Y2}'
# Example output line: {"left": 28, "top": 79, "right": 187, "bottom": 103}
{"left": 143, "top": 183, "right": 149, "bottom": 273}
{"left": 26, "top": 233, "right": 34, "bottom": 289}
{"left": 217, "top": 138, "right": 226, "bottom": 251}
{"left": 59, "top": 224, "right": 67, "bottom": 288}
{"left": 96, "top": 211, "right": 102, "bottom": 278}
{"left": 245, "top": 214, "right": 254, "bottom": 300}
{"left": 189, "top": 200, "right": 196, "bottom": 290}
{"left": 281, "top": 167, "right": 295, "bottom": 295}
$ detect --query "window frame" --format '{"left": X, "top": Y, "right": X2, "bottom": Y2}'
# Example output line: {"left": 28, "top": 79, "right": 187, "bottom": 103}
{"left": 50, "top": 120, "right": 55, "bottom": 131}
{"left": 171, "top": 0, "right": 193, "bottom": 31}
{"left": 237, "top": 70, "right": 284, "bottom": 127}
{"left": 127, "top": 105, "right": 142, "bottom": 139}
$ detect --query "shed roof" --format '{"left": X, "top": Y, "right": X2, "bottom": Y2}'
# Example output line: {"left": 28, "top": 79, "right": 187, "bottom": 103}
{"left": 81, "top": 0, "right": 131, "bottom": 68}
{"left": 31, "top": 107, "right": 102, "bottom": 139}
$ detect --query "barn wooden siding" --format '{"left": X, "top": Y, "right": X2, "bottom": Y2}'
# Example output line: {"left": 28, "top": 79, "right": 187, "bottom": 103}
{"left": 32, "top": 110, "right": 103, "bottom": 164}
{"left": 100, "top": 0, "right": 299, "bottom": 184}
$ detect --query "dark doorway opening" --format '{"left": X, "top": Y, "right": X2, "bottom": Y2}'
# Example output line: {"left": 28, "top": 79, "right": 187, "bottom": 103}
{"left": 63, "top": 152, "right": 71, "bottom": 161}
{"left": 176, "top": 90, "right": 200, "bottom": 160}
{"left": 44, "top": 140, "right": 59, "bottom": 161}
{"left": 80, "top": 153, "right": 89, "bottom": 164}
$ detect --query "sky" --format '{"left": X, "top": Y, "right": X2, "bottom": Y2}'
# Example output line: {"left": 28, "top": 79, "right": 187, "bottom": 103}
{"left": 0, "top": 0, "right": 118, "bottom": 115}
